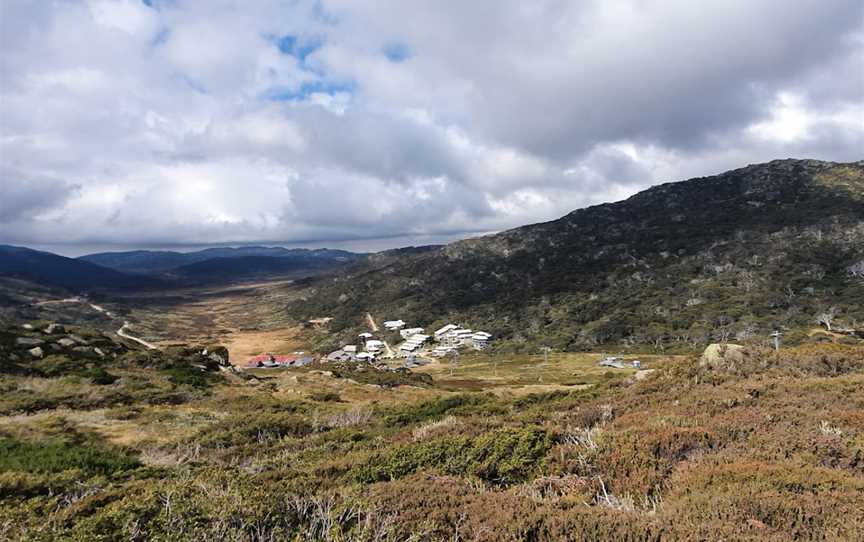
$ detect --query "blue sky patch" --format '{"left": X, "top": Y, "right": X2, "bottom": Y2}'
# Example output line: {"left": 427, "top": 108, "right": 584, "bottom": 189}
{"left": 383, "top": 42, "right": 412, "bottom": 62}
{"left": 265, "top": 79, "right": 356, "bottom": 102}
{"left": 273, "top": 34, "right": 323, "bottom": 64}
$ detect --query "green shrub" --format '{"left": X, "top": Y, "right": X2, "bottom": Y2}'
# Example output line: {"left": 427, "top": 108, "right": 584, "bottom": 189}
{"left": 355, "top": 426, "right": 553, "bottom": 485}
{"left": 0, "top": 438, "right": 139, "bottom": 476}
{"left": 384, "top": 394, "right": 492, "bottom": 426}
{"left": 79, "top": 366, "right": 119, "bottom": 385}
{"left": 163, "top": 366, "right": 217, "bottom": 388}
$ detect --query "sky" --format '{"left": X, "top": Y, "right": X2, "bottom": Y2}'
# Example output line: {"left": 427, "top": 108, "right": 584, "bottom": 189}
{"left": 1, "top": 0, "right": 862, "bottom": 256}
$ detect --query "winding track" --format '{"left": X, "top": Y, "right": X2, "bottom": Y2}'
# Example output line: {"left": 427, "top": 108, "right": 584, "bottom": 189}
{"left": 32, "top": 296, "right": 158, "bottom": 350}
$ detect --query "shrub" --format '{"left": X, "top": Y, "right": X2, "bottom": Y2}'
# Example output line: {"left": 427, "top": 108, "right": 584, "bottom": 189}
{"left": 0, "top": 438, "right": 139, "bottom": 476}
{"left": 355, "top": 426, "right": 553, "bottom": 485}
{"left": 383, "top": 394, "right": 492, "bottom": 426}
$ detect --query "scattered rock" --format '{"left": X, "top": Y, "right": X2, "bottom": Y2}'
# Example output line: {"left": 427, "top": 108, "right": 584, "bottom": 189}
{"left": 94, "top": 347, "right": 106, "bottom": 357}
{"left": 21, "top": 324, "right": 33, "bottom": 330}
{"left": 44, "top": 323, "right": 65, "bottom": 335}
{"left": 16, "top": 337, "right": 44, "bottom": 346}
{"left": 73, "top": 346, "right": 93, "bottom": 354}
{"left": 67, "top": 335, "right": 88, "bottom": 345}
{"left": 58, "top": 338, "right": 77, "bottom": 347}
{"left": 28, "top": 346, "right": 44, "bottom": 358}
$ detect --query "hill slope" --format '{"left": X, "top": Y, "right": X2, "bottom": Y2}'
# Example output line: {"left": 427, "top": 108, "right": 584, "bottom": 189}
{"left": 79, "top": 246, "right": 361, "bottom": 275}
{"left": 0, "top": 245, "right": 159, "bottom": 292}
{"left": 292, "top": 159, "right": 864, "bottom": 351}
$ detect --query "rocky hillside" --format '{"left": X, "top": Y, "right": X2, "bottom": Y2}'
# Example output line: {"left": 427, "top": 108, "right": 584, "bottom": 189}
{"left": 292, "top": 159, "right": 864, "bottom": 352}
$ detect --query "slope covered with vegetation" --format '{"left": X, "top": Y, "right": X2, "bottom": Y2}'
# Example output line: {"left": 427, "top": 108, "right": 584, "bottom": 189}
{"left": 291, "top": 159, "right": 864, "bottom": 352}
{"left": 0, "top": 318, "right": 862, "bottom": 541}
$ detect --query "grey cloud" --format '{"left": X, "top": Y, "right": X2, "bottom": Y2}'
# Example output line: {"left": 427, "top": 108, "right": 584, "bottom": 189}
{"left": 0, "top": 0, "right": 861, "bottom": 251}
{"left": 0, "top": 167, "right": 78, "bottom": 223}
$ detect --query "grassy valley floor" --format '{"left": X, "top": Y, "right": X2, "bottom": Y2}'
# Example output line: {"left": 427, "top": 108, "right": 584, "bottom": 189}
{"left": 1, "top": 330, "right": 862, "bottom": 541}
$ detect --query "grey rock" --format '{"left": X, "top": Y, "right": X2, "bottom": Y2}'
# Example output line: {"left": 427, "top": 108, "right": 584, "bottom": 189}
{"left": 94, "top": 347, "right": 106, "bottom": 357}
{"left": 21, "top": 324, "right": 33, "bottom": 330}
{"left": 67, "top": 334, "right": 88, "bottom": 345}
{"left": 58, "top": 338, "right": 77, "bottom": 347}
{"left": 44, "top": 323, "right": 65, "bottom": 335}
{"left": 28, "top": 346, "right": 44, "bottom": 358}
{"left": 16, "top": 337, "right": 44, "bottom": 346}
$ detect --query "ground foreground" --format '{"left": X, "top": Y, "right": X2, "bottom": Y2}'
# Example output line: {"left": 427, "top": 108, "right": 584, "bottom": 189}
{"left": 1, "top": 323, "right": 862, "bottom": 541}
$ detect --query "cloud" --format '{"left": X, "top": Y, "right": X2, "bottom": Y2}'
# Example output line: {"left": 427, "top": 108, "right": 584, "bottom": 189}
{"left": 0, "top": 0, "right": 861, "bottom": 253}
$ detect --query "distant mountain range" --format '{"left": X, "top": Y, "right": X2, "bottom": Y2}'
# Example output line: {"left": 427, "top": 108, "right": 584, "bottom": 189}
{"left": 79, "top": 246, "right": 361, "bottom": 275}
{"left": 0, "top": 245, "right": 363, "bottom": 293}
{"left": 0, "top": 245, "right": 161, "bottom": 291}
{"left": 291, "top": 159, "right": 864, "bottom": 351}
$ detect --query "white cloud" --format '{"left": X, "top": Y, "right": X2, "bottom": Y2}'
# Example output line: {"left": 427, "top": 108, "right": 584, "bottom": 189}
{"left": 0, "top": 0, "right": 861, "bottom": 253}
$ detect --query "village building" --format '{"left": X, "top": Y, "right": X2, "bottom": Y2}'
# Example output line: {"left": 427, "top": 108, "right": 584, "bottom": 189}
{"left": 434, "top": 324, "right": 459, "bottom": 341}
{"left": 343, "top": 345, "right": 357, "bottom": 353}
{"left": 400, "top": 327, "right": 425, "bottom": 339}
{"left": 357, "top": 332, "right": 373, "bottom": 344}
{"left": 383, "top": 320, "right": 406, "bottom": 330}
{"left": 356, "top": 352, "right": 376, "bottom": 362}
{"left": 246, "top": 353, "right": 314, "bottom": 368}
{"left": 432, "top": 345, "right": 458, "bottom": 357}
{"left": 441, "top": 328, "right": 474, "bottom": 347}
{"left": 471, "top": 331, "right": 492, "bottom": 350}
{"left": 399, "top": 333, "right": 430, "bottom": 355}
{"left": 365, "top": 339, "right": 384, "bottom": 353}
{"left": 327, "top": 350, "right": 356, "bottom": 362}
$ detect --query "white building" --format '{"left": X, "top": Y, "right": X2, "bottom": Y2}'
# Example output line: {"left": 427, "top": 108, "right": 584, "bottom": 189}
{"left": 399, "top": 333, "right": 430, "bottom": 355}
{"left": 471, "top": 332, "right": 491, "bottom": 350}
{"left": 383, "top": 320, "right": 406, "bottom": 330}
{"left": 343, "top": 345, "right": 357, "bottom": 353}
{"left": 442, "top": 328, "right": 474, "bottom": 347}
{"left": 432, "top": 345, "right": 458, "bottom": 357}
{"left": 400, "top": 327, "right": 425, "bottom": 339}
{"left": 434, "top": 324, "right": 459, "bottom": 341}
{"left": 365, "top": 339, "right": 384, "bottom": 353}
{"left": 356, "top": 352, "right": 376, "bottom": 362}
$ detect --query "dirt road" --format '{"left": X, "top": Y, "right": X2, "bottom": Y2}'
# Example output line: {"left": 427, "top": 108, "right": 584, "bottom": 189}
{"left": 117, "top": 322, "right": 157, "bottom": 350}
{"left": 365, "top": 313, "right": 379, "bottom": 332}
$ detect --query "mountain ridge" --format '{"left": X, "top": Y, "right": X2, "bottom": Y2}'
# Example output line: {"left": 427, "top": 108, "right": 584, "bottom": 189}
{"left": 290, "top": 158, "right": 864, "bottom": 352}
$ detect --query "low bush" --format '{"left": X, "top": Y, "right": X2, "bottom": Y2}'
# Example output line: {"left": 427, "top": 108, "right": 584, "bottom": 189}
{"left": 355, "top": 426, "right": 553, "bottom": 485}
{"left": 383, "top": 393, "right": 492, "bottom": 426}
{"left": 0, "top": 438, "right": 139, "bottom": 476}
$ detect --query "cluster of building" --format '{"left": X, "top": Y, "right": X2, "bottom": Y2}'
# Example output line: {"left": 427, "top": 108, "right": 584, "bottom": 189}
{"left": 245, "top": 353, "right": 314, "bottom": 369}
{"left": 431, "top": 324, "right": 491, "bottom": 353}
{"left": 327, "top": 332, "right": 386, "bottom": 363}
{"left": 385, "top": 320, "right": 493, "bottom": 357}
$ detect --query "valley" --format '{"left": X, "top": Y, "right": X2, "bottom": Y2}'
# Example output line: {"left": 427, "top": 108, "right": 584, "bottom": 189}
{"left": 0, "top": 159, "right": 862, "bottom": 541}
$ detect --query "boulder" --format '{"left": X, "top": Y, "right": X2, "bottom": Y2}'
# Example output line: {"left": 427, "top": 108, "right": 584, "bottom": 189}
{"left": 44, "top": 323, "right": 65, "bottom": 335}
{"left": 16, "top": 337, "right": 44, "bottom": 346}
{"left": 21, "top": 324, "right": 33, "bottom": 330}
{"left": 28, "top": 347, "right": 44, "bottom": 358}
{"left": 67, "top": 335, "right": 88, "bottom": 345}
{"left": 700, "top": 343, "right": 747, "bottom": 369}
{"left": 58, "top": 338, "right": 77, "bottom": 347}
{"left": 94, "top": 347, "right": 106, "bottom": 357}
